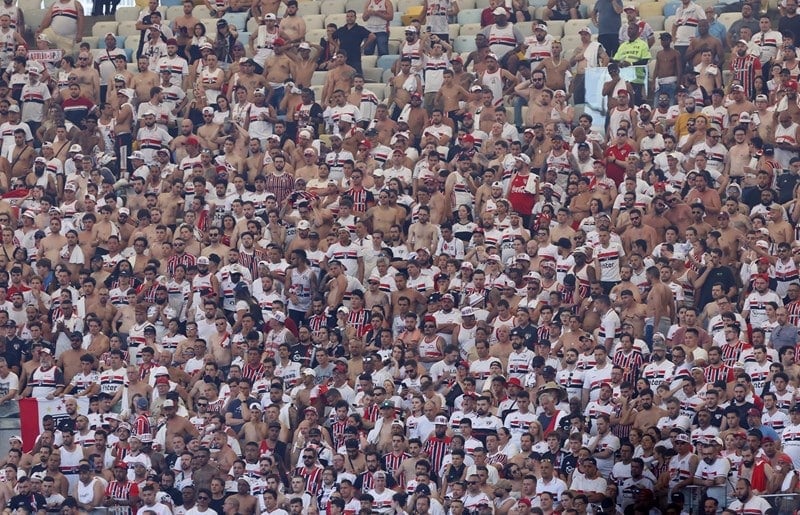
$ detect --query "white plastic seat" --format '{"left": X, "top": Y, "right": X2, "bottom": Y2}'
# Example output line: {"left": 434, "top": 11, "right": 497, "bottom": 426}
{"left": 362, "top": 55, "right": 378, "bottom": 68}
{"left": 117, "top": 21, "right": 140, "bottom": 37}
{"left": 641, "top": 15, "right": 663, "bottom": 31}
{"left": 320, "top": 0, "right": 346, "bottom": 15}
{"left": 297, "top": 1, "right": 320, "bottom": 15}
{"left": 311, "top": 71, "right": 327, "bottom": 85}
{"left": 453, "top": 35, "right": 477, "bottom": 53}
{"left": 345, "top": 0, "right": 363, "bottom": 12}
{"left": 165, "top": 6, "right": 184, "bottom": 20}
{"left": 563, "top": 19, "right": 591, "bottom": 36}
{"left": 325, "top": 13, "right": 348, "bottom": 27}
{"left": 115, "top": 6, "right": 140, "bottom": 22}
{"left": 305, "top": 14, "right": 325, "bottom": 31}
{"left": 363, "top": 67, "right": 383, "bottom": 82}
{"left": 547, "top": 20, "right": 565, "bottom": 38}
{"left": 92, "top": 21, "right": 119, "bottom": 38}
{"left": 306, "top": 29, "right": 327, "bottom": 44}
{"left": 457, "top": 8, "right": 482, "bottom": 25}
{"left": 459, "top": 23, "right": 482, "bottom": 36}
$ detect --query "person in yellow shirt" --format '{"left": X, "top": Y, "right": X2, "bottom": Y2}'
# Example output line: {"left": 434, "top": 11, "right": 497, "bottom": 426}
{"left": 613, "top": 24, "right": 652, "bottom": 104}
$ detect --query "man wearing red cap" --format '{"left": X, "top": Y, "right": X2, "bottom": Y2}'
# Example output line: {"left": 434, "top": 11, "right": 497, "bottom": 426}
{"left": 104, "top": 461, "right": 139, "bottom": 514}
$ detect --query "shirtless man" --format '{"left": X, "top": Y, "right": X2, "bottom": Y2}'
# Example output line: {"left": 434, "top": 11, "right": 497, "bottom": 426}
{"left": 526, "top": 87, "right": 554, "bottom": 127}
{"left": 131, "top": 57, "right": 159, "bottom": 105}
{"left": 278, "top": 0, "right": 306, "bottom": 43}
{"left": 389, "top": 57, "right": 421, "bottom": 118}
{"left": 263, "top": 44, "right": 292, "bottom": 101}
{"left": 197, "top": 113, "right": 221, "bottom": 151}
{"left": 391, "top": 271, "right": 426, "bottom": 316}
{"left": 251, "top": 0, "right": 282, "bottom": 19}
{"left": 163, "top": 401, "right": 199, "bottom": 454}
{"left": 407, "top": 205, "right": 438, "bottom": 254}
{"left": 621, "top": 389, "right": 666, "bottom": 432}
{"left": 620, "top": 209, "right": 658, "bottom": 255}
{"left": 324, "top": 260, "right": 348, "bottom": 310}
{"left": 6, "top": 129, "right": 34, "bottom": 180}
{"left": 289, "top": 42, "right": 320, "bottom": 88}
{"left": 644, "top": 266, "right": 675, "bottom": 338}
{"left": 228, "top": 59, "right": 267, "bottom": 103}
{"left": 436, "top": 69, "right": 469, "bottom": 122}
{"left": 321, "top": 52, "right": 356, "bottom": 107}
{"left": 652, "top": 33, "right": 682, "bottom": 101}
{"left": 170, "top": 0, "right": 199, "bottom": 45}
{"left": 73, "top": 52, "right": 100, "bottom": 103}
{"left": 535, "top": 41, "right": 570, "bottom": 91}
{"left": 371, "top": 104, "right": 398, "bottom": 146}
{"left": 363, "top": 191, "right": 404, "bottom": 234}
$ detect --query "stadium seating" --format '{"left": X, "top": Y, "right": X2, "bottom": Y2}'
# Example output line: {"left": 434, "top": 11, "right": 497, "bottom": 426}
{"left": 453, "top": 35, "right": 477, "bottom": 54}
{"left": 376, "top": 54, "right": 399, "bottom": 70}
{"left": 117, "top": 21, "right": 140, "bottom": 37}
{"left": 345, "top": 0, "right": 363, "bottom": 12}
{"left": 115, "top": 6, "right": 140, "bottom": 22}
{"left": 223, "top": 12, "right": 249, "bottom": 31}
{"left": 459, "top": 23, "right": 482, "bottom": 36}
{"left": 363, "top": 67, "right": 383, "bottom": 83}
{"left": 320, "top": 0, "right": 346, "bottom": 15}
{"left": 362, "top": 55, "right": 378, "bottom": 68}
{"left": 563, "top": 18, "right": 591, "bottom": 36}
{"left": 718, "top": 13, "right": 739, "bottom": 30}
{"left": 92, "top": 21, "right": 120, "bottom": 38}
{"left": 325, "top": 14, "right": 348, "bottom": 27}
{"left": 457, "top": 9, "right": 483, "bottom": 25}
{"left": 662, "top": 2, "right": 680, "bottom": 17}
{"left": 636, "top": 2, "right": 664, "bottom": 17}
{"left": 296, "top": 2, "right": 320, "bottom": 15}
{"left": 644, "top": 15, "right": 665, "bottom": 31}
{"left": 166, "top": 6, "right": 184, "bottom": 19}
{"left": 305, "top": 14, "right": 326, "bottom": 31}
{"left": 664, "top": 15, "right": 676, "bottom": 34}
{"left": 311, "top": 72, "right": 327, "bottom": 86}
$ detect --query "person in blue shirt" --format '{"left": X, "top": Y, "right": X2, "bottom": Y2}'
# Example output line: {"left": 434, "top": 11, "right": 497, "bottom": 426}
{"left": 702, "top": 6, "right": 728, "bottom": 50}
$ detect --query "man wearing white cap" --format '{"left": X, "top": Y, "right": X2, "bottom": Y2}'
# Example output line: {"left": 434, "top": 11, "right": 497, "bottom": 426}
{"left": 481, "top": 7, "right": 523, "bottom": 60}
{"left": 136, "top": 109, "right": 172, "bottom": 164}
{"left": 250, "top": 13, "right": 279, "bottom": 67}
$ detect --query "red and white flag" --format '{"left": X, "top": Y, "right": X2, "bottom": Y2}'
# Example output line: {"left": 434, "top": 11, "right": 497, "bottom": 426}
{"left": 19, "top": 397, "right": 89, "bottom": 453}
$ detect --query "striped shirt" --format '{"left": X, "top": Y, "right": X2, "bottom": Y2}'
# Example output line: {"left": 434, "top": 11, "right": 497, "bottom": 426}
{"left": 105, "top": 480, "right": 139, "bottom": 515}
{"left": 167, "top": 253, "right": 196, "bottom": 278}
{"left": 264, "top": 171, "right": 294, "bottom": 205}
{"left": 422, "top": 435, "right": 451, "bottom": 473}
{"left": 730, "top": 53, "right": 762, "bottom": 98}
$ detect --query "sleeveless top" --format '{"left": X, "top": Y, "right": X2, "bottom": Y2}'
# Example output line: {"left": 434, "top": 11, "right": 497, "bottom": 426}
{"left": 287, "top": 267, "right": 314, "bottom": 311}
{"left": 51, "top": 0, "right": 79, "bottom": 37}
{"left": 481, "top": 69, "right": 504, "bottom": 107}
{"left": 364, "top": 0, "right": 389, "bottom": 33}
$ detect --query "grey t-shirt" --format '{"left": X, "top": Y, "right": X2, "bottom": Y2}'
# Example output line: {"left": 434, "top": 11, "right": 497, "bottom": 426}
{"left": 596, "top": 0, "right": 622, "bottom": 35}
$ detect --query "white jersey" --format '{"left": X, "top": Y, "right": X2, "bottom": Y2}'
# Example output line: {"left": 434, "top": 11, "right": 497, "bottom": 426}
{"left": 762, "top": 409, "right": 790, "bottom": 435}
{"left": 783, "top": 422, "right": 800, "bottom": 469}
{"left": 593, "top": 242, "right": 625, "bottom": 282}
{"left": 743, "top": 290, "right": 783, "bottom": 327}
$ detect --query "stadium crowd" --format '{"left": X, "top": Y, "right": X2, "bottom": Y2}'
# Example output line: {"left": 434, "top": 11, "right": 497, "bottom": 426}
{"left": 0, "top": 0, "right": 799, "bottom": 514}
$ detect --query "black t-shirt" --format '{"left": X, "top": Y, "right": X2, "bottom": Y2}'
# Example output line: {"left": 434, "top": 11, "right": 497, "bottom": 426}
{"left": 209, "top": 492, "right": 229, "bottom": 515}
{"left": 697, "top": 265, "right": 737, "bottom": 308}
{"left": 9, "top": 492, "right": 46, "bottom": 513}
{"left": 333, "top": 24, "right": 371, "bottom": 67}
{"left": 693, "top": 406, "right": 725, "bottom": 428}
{"left": 560, "top": 453, "right": 579, "bottom": 479}
{"left": 779, "top": 15, "right": 800, "bottom": 45}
